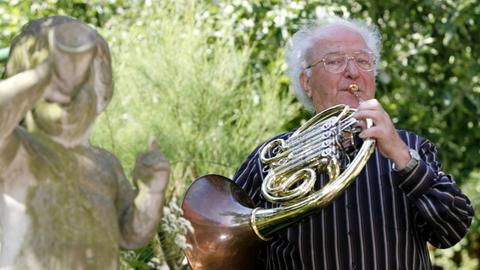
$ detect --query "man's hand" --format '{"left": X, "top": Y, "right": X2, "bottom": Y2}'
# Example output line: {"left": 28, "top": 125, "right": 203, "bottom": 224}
{"left": 353, "top": 99, "right": 411, "bottom": 170}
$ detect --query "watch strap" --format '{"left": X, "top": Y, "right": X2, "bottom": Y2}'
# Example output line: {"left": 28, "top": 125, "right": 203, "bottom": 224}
{"left": 393, "top": 148, "right": 420, "bottom": 177}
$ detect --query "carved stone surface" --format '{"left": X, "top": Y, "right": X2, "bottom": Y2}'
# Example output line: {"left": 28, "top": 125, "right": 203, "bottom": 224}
{"left": 0, "top": 16, "right": 169, "bottom": 269}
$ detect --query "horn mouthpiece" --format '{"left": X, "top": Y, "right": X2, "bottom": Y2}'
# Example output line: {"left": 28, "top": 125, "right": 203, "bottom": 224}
{"left": 348, "top": 83, "right": 359, "bottom": 94}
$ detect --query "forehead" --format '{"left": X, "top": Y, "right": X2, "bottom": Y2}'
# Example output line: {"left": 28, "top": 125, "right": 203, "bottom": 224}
{"left": 310, "top": 25, "right": 369, "bottom": 57}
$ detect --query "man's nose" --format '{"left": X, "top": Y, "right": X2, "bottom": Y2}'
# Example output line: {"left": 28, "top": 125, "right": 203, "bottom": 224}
{"left": 344, "top": 57, "right": 359, "bottom": 78}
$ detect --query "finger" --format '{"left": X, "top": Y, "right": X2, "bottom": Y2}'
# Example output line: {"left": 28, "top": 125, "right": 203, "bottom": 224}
{"left": 359, "top": 128, "right": 373, "bottom": 139}
{"left": 358, "top": 126, "right": 384, "bottom": 139}
{"left": 353, "top": 110, "right": 381, "bottom": 122}
{"left": 357, "top": 98, "right": 383, "bottom": 111}
{"left": 353, "top": 119, "right": 367, "bottom": 131}
{"left": 356, "top": 98, "right": 376, "bottom": 109}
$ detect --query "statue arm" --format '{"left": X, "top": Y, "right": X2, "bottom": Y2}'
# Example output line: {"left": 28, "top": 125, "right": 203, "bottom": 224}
{"left": 0, "top": 62, "right": 51, "bottom": 175}
{"left": 0, "top": 61, "right": 51, "bottom": 141}
{"left": 117, "top": 141, "right": 170, "bottom": 249}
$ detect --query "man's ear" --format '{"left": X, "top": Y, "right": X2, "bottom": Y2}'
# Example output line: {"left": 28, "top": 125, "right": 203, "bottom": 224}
{"left": 299, "top": 70, "right": 312, "bottom": 97}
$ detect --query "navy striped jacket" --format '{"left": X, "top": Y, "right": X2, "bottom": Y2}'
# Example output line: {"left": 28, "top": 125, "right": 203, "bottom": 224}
{"left": 233, "top": 130, "right": 473, "bottom": 270}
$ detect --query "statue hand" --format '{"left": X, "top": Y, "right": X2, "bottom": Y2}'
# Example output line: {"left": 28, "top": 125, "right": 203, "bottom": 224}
{"left": 121, "top": 138, "right": 170, "bottom": 249}
{"left": 133, "top": 139, "right": 170, "bottom": 193}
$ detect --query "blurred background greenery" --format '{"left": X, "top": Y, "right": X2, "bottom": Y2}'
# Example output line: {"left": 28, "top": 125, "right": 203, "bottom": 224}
{"left": 1, "top": 0, "right": 479, "bottom": 269}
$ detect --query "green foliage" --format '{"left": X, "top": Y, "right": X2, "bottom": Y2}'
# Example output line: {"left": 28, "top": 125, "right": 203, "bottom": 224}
{"left": 94, "top": 0, "right": 298, "bottom": 182}
{"left": 0, "top": 0, "right": 130, "bottom": 72}
{"left": 368, "top": 0, "right": 480, "bottom": 181}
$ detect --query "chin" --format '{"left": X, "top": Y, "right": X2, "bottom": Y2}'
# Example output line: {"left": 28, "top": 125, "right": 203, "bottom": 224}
{"left": 338, "top": 94, "right": 360, "bottom": 108}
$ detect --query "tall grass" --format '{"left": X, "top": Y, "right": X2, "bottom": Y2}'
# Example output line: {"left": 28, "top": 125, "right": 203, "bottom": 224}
{"left": 91, "top": 1, "right": 300, "bottom": 268}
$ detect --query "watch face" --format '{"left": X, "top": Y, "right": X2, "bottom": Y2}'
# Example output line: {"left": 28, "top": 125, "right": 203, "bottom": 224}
{"left": 392, "top": 148, "right": 420, "bottom": 174}
{"left": 409, "top": 149, "right": 420, "bottom": 161}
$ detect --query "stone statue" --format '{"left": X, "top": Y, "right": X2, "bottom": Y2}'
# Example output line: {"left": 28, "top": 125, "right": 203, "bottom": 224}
{"left": 0, "top": 16, "right": 169, "bottom": 269}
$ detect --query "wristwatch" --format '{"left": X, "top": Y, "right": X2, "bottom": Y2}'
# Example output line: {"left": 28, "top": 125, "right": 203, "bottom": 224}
{"left": 393, "top": 148, "right": 420, "bottom": 176}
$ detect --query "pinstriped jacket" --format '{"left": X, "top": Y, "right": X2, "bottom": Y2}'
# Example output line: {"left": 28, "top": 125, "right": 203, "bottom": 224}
{"left": 233, "top": 130, "right": 473, "bottom": 270}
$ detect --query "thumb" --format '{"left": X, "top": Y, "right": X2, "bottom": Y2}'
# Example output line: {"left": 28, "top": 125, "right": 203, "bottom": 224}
{"left": 148, "top": 136, "right": 160, "bottom": 152}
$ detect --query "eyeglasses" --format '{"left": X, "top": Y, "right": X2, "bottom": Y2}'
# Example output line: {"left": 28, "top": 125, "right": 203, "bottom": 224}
{"left": 306, "top": 51, "right": 376, "bottom": 74}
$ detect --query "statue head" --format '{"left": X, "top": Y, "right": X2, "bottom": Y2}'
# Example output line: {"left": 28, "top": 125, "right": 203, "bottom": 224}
{"left": 6, "top": 16, "right": 113, "bottom": 146}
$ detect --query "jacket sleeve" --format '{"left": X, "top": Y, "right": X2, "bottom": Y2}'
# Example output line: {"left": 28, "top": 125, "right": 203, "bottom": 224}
{"left": 393, "top": 135, "right": 474, "bottom": 248}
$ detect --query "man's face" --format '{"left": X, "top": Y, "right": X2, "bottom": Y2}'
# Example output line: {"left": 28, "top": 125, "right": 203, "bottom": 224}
{"left": 300, "top": 25, "right": 376, "bottom": 112}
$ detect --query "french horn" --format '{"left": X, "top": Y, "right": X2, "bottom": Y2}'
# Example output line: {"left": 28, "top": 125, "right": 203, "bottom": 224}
{"left": 181, "top": 84, "right": 375, "bottom": 269}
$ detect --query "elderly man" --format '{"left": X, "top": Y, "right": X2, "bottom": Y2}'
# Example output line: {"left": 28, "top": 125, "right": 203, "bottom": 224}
{"left": 233, "top": 16, "right": 473, "bottom": 269}
{"left": 0, "top": 16, "right": 169, "bottom": 269}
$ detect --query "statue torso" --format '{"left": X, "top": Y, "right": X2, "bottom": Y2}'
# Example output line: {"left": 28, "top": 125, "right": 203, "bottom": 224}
{"left": 0, "top": 127, "right": 124, "bottom": 270}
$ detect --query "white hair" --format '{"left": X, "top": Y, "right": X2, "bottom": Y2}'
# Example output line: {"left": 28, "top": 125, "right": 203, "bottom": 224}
{"left": 285, "top": 16, "right": 382, "bottom": 112}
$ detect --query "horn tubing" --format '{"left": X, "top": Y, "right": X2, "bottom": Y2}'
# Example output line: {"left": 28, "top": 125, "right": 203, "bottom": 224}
{"left": 273, "top": 111, "right": 357, "bottom": 168}
{"left": 269, "top": 115, "right": 359, "bottom": 183}
{"left": 253, "top": 134, "right": 375, "bottom": 239}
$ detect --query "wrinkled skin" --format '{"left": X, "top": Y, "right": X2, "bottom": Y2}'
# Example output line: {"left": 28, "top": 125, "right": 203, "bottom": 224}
{"left": 299, "top": 25, "right": 411, "bottom": 169}
{"left": 0, "top": 16, "right": 169, "bottom": 270}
